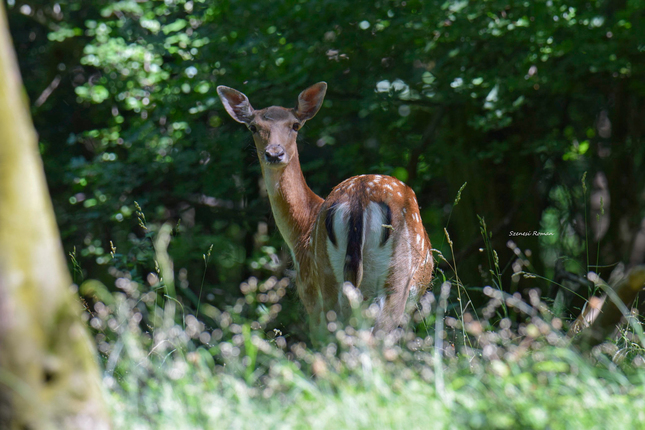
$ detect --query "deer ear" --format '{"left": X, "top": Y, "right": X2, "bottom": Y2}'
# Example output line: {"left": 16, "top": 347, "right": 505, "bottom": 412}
{"left": 217, "top": 86, "right": 254, "bottom": 124}
{"left": 295, "top": 82, "right": 327, "bottom": 121}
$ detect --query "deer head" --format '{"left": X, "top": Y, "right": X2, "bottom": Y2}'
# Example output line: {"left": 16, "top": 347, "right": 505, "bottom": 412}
{"left": 217, "top": 82, "right": 327, "bottom": 169}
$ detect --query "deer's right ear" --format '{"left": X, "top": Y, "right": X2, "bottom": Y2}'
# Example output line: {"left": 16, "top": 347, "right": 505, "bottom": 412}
{"left": 217, "top": 86, "right": 254, "bottom": 124}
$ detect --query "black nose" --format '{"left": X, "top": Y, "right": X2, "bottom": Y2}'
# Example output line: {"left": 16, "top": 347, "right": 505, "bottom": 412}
{"left": 265, "top": 146, "right": 285, "bottom": 164}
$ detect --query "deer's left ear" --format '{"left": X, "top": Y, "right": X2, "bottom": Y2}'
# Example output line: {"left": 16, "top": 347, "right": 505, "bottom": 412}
{"left": 295, "top": 82, "right": 327, "bottom": 122}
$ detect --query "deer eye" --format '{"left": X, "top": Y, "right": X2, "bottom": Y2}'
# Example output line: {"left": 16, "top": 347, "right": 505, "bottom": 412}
{"left": 292, "top": 123, "right": 301, "bottom": 131}
{"left": 249, "top": 125, "right": 258, "bottom": 133}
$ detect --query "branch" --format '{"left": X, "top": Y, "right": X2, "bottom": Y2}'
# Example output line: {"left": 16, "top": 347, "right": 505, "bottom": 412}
{"left": 34, "top": 74, "right": 61, "bottom": 107}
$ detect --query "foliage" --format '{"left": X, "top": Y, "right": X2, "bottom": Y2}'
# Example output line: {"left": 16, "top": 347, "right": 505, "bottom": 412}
{"left": 7, "top": 1, "right": 645, "bottom": 324}
{"left": 83, "top": 225, "right": 645, "bottom": 429}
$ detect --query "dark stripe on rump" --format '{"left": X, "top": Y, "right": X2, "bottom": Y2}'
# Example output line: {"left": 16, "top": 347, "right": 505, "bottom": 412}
{"left": 379, "top": 202, "right": 392, "bottom": 246}
{"left": 344, "top": 203, "right": 364, "bottom": 287}
{"left": 325, "top": 203, "right": 337, "bottom": 247}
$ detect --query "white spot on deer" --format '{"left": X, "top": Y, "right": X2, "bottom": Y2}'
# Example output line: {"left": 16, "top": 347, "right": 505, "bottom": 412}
{"left": 385, "top": 184, "right": 393, "bottom": 191}
{"left": 416, "top": 234, "right": 421, "bottom": 244}
{"left": 421, "top": 240, "right": 424, "bottom": 251}
{"left": 397, "top": 192, "right": 402, "bottom": 197}
{"left": 402, "top": 208, "right": 407, "bottom": 214}
{"left": 342, "top": 202, "right": 394, "bottom": 301}
{"left": 326, "top": 202, "right": 350, "bottom": 285}
{"left": 366, "top": 187, "right": 372, "bottom": 193}
{"left": 368, "top": 181, "right": 374, "bottom": 187}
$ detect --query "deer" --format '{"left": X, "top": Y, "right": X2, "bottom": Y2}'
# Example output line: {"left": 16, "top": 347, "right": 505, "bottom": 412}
{"left": 217, "top": 82, "right": 433, "bottom": 339}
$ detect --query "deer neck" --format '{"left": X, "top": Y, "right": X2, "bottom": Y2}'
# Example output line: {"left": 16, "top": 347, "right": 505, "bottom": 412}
{"left": 261, "top": 156, "right": 323, "bottom": 254}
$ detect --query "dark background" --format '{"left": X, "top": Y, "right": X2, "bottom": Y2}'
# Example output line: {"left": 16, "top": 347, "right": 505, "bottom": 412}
{"left": 7, "top": 0, "right": 645, "bottom": 331}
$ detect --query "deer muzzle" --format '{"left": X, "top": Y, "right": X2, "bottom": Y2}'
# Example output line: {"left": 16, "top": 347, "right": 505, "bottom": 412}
{"left": 264, "top": 144, "right": 286, "bottom": 164}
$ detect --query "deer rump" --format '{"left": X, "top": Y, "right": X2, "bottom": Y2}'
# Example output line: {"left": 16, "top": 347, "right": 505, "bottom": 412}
{"left": 324, "top": 196, "right": 396, "bottom": 308}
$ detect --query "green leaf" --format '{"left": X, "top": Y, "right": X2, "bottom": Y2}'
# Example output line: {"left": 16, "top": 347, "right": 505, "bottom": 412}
{"left": 162, "top": 19, "right": 187, "bottom": 35}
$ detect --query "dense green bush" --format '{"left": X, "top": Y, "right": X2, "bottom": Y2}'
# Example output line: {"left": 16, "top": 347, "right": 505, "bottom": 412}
{"left": 9, "top": 1, "right": 645, "bottom": 320}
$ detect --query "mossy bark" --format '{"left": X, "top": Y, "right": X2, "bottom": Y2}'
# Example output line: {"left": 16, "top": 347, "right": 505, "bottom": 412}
{"left": 0, "top": 3, "right": 111, "bottom": 429}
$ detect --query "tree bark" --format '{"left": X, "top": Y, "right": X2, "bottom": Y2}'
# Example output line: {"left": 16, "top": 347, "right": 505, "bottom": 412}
{"left": 569, "top": 265, "right": 645, "bottom": 350}
{"left": 0, "top": 3, "right": 110, "bottom": 429}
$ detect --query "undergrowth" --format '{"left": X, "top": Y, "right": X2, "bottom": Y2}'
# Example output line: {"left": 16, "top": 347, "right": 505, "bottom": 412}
{"left": 78, "top": 205, "right": 645, "bottom": 430}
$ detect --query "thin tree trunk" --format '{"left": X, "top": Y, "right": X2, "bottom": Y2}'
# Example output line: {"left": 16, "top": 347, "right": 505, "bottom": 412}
{"left": 0, "top": 3, "right": 110, "bottom": 429}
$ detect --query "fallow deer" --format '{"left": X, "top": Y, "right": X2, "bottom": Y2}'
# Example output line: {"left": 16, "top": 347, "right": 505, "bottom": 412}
{"left": 217, "top": 82, "right": 433, "bottom": 338}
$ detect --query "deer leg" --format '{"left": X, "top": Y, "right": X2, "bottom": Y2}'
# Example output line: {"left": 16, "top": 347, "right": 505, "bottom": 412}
{"left": 308, "top": 307, "right": 327, "bottom": 344}
{"left": 374, "top": 279, "right": 412, "bottom": 333}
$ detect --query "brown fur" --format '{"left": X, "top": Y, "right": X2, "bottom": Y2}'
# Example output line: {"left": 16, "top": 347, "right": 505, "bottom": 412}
{"left": 217, "top": 83, "right": 434, "bottom": 335}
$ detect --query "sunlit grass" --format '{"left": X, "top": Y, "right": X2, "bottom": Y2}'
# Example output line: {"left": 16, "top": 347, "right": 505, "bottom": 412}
{"left": 98, "top": 297, "right": 645, "bottom": 430}
{"left": 77, "top": 221, "right": 645, "bottom": 429}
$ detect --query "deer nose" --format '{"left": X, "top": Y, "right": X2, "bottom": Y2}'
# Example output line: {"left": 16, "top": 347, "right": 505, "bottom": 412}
{"left": 265, "top": 145, "right": 285, "bottom": 164}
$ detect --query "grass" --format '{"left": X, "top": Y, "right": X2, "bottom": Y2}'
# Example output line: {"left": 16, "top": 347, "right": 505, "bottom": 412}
{"left": 80, "top": 210, "right": 645, "bottom": 429}
{"left": 86, "top": 268, "right": 645, "bottom": 428}
{"left": 100, "top": 314, "right": 645, "bottom": 430}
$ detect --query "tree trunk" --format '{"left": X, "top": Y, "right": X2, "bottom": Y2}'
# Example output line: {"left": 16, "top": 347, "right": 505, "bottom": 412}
{"left": 569, "top": 266, "right": 645, "bottom": 350}
{"left": 0, "top": 3, "right": 110, "bottom": 429}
